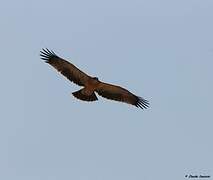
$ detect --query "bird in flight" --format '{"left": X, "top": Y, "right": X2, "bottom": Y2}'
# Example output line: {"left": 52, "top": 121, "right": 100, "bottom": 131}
{"left": 40, "top": 48, "right": 149, "bottom": 109}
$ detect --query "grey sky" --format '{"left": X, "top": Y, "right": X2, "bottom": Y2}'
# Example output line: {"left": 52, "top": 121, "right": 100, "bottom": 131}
{"left": 0, "top": 0, "right": 213, "bottom": 179}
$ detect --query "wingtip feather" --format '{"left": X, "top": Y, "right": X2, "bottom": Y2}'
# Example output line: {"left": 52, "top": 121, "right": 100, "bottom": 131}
{"left": 135, "top": 96, "right": 149, "bottom": 109}
{"left": 40, "top": 48, "right": 58, "bottom": 62}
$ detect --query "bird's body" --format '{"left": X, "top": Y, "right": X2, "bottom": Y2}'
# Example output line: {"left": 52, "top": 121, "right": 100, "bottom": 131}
{"left": 84, "top": 78, "right": 99, "bottom": 93}
{"left": 40, "top": 48, "right": 149, "bottom": 109}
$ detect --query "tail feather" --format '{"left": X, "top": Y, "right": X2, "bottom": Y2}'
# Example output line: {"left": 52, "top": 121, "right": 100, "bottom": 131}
{"left": 72, "top": 89, "right": 98, "bottom": 102}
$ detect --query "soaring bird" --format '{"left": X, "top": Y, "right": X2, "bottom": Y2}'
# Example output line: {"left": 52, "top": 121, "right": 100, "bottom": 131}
{"left": 40, "top": 48, "right": 149, "bottom": 109}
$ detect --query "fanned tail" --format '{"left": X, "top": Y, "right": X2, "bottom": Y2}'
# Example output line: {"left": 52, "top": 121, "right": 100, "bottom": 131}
{"left": 72, "top": 89, "right": 98, "bottom": 102}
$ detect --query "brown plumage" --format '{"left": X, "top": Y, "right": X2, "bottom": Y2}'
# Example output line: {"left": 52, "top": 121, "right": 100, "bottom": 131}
{"left": 40, "top": 48, "right": 149, "bottom": 109}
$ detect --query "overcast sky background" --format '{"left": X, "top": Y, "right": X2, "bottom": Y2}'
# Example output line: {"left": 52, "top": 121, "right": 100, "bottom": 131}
{"left": 0, "top": 0, "right": 213, "bottom": 179}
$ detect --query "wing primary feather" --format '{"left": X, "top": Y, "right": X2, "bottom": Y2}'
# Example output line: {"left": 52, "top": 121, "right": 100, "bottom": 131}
{"left": 141, "top": 98, "right": 149, "bottom": 104}
{"left": 139, "top": 101, "right": 149, "bottom": 109}
{"left": 42, "top": 48, "right": 48, "bottom": 54}
{"left": 46, "top": 48, "right": 51, "bottom": 53}
{"left": 46, "top": 48, "right": 53, "bottom": 54}
{"left": 43, "top": 48, "right": 50, "bottom": 54}
{"left": 135, "top": 96, "right": 149, "bottom": 109}
{"left": 51, "top": 50, "right": 56, "bottom": 55}
{"left": 40, "top": 48, "right": 59, "bottom": 62}
{"left": 137, "top": 103, "right": 144, "bottom": 109}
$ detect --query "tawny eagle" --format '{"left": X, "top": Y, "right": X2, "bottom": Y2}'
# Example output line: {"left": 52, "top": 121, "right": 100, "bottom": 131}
{"left": 40, "top": 48, "right": 149, "bottom": 109}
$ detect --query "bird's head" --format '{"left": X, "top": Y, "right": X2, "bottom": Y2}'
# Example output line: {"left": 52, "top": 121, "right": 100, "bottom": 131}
{"left": 92, "top": 77, "right": 99, "bottom": 81}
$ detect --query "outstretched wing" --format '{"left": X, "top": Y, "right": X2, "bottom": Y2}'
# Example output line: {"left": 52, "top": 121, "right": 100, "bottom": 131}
{"left": 96, "top": 82, "right": 149, "bottom": 109}
{"left": 40, "top": 48, "right": 91, "bottom": 86}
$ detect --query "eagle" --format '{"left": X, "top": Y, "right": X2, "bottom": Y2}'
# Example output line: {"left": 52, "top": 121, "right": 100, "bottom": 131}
{"left": 40, "top": 48, "right": 149, "bottom": 109}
